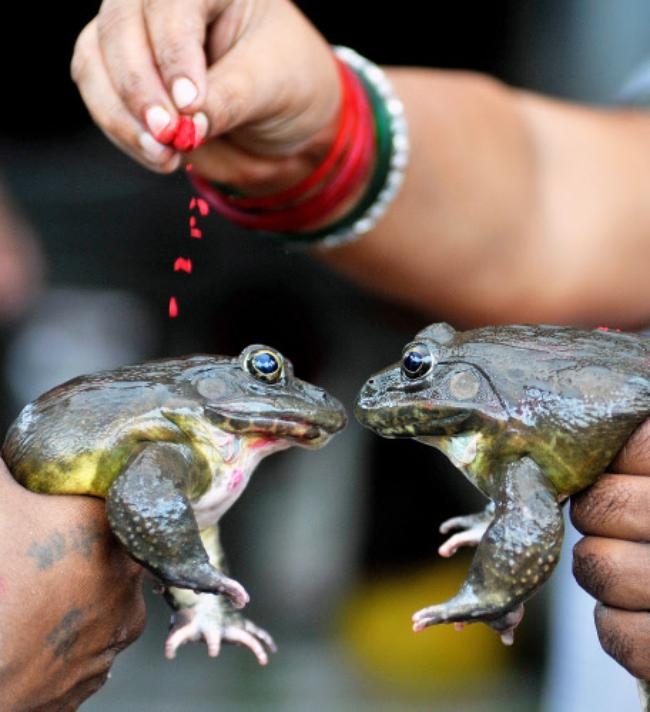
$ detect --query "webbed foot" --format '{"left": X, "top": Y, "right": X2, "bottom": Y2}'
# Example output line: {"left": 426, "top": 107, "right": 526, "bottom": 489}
{"left": 415, "top": 457, "right": 563, "bottom": 644}
{"left": 165, "top": 596, "right": 276, "bottom": 665}
{"left": 438, "top": 503, "right": 495, "bottom": 557}
{"left": 166, "top": 561, "right": 250, "bottom": 609}
{"left": 414, "top": 598, "right": 525, "bottom": 645}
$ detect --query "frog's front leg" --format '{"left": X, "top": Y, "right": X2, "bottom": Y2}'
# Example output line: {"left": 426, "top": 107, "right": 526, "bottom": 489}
{"left": 105, "top": 443, "right": 248, "bottom": 608}
{"left": 413, "top": 457, "right": 563, "bottom": 644}
{"left": 438, "top": 502, "right": 495, "bottom": 557}
{"left": 164, "top": 526, "right": 277, "bottom": 664}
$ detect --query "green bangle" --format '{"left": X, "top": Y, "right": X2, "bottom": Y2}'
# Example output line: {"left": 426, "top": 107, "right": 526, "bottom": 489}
{"left": 256, "top": 46, "right": 409, "bottom": 248}
{"left": 285, "top": 66, "right": 395, "bottom": 245}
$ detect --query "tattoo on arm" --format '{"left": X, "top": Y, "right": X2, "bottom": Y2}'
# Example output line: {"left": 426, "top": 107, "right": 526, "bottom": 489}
{"left": 46, "top": 607, "right": 85, "bottom": 661}
{"left": 27, "top": 525, "right": 104, "bottom": 570}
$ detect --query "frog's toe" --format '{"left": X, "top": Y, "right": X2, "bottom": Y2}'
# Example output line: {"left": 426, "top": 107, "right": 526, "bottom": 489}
{"left": 192, "top": 569, "right": 249, "bottom": 610}
{"left": 169, "top": 562, "right": 249, "bottom": 609}
{"left": 438, "top": 505, "right": 494, "bottom": 557}
{"left": 223, "top": 620, "right": 277, "bottom": 666}
{"left": 165, "top": 609, "right": 207, "bottom": 660}
{"left": 412, "top": 604, "right": 457, "bottom": 632}
{"left": 438, "top": 528, "right": 485, "bottom": 558}
{"left": 164, "top": 606, "right": 232, "bottom": 660}
{"left": 491, "top": 604, "right": 525, "bottom": 646}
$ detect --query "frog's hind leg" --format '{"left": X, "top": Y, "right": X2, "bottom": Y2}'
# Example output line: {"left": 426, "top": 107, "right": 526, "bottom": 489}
{"left": 164, "top": 525, "right": 277, "bottom": 664}
{"left": 413, "top": 456, "right": 563, "bottom": 644}
{"left": 105, "top": 443, "right": 248, "bottom": 609}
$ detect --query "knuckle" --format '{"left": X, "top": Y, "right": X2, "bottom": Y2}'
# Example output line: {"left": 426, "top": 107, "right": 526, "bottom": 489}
{"left": 117, "top": 69, "right": 147, "bottom": 105}
{"left": 572, "top": 538, "right": 618, "bottom": 599}
{"left": 157, "top": 38, "right": 192, "bottom": 75}
{"left": 617, "top": 419, "right": 650, "bottom": 472}
{"left": 83, "top": 670, "right": 112, "bottom": 700}
{"left": 102, "top": 105, "right": 130, "bottom": 142}
{"left": 570, "top": 476, "right": 629, "bottom": 534}
{"left": 211, "top": 76, "right": 250, "bottom": 134}
{"left": 594, "top": 605, "right": 634, "bottom": 669}
{"left": 594, "top": 604, "right": 650, "bottom": 679}
{"left": 70, "top": 25, "right": 94, "bottom": 84}
{"left": 96, "top": 4, "right": 127, "bottom": 43}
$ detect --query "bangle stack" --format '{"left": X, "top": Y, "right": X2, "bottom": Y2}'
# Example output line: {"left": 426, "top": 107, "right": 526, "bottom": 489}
{"left": 188, "top": 46, "right": 409, "bottom": 248}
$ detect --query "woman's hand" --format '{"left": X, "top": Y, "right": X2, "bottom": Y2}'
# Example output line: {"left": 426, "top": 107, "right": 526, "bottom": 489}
{"left": 71, "top": 0, "right": 341, "bottom": 191}
{"left": 571, "top": 419, "right": 650, "bottom": 680}
{"left": 0, "top": 463, "right": 146, "bottom": 711}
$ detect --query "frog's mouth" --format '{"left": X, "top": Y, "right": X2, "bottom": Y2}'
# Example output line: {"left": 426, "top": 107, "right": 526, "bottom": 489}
{"left": 356, "top": 404, "right": 471, "bottom": 438}
{"left": 206, "top": 405, "right": 346, "bottom": 448}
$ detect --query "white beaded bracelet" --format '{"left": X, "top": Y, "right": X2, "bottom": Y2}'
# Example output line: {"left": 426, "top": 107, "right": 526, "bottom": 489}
{"left": 311, "top": 46, "right": 410, "bottom": 249}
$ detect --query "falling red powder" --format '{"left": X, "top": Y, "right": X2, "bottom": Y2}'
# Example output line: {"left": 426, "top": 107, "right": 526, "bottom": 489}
{"left": 168, "top": 296, "right": 179, "bottom": 318}
{"left": 174, "top": 257, "right": 193, "bottom": 273}
{"left": 154, "top": 117, "right": 176, "bottom": 145}
{"left": 168, "top": 159, "right": 212, "bottom": 317}
{"left": 173, "top": 117, "right": 196, "bottom": 152}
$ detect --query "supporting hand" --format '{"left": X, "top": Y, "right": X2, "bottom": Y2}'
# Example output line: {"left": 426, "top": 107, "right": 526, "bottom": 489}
{"left": 0, "top": 463, "right": 146, "bottom": 712}
{"left": 571, "top": 419, "right": 650, "bottom": 680}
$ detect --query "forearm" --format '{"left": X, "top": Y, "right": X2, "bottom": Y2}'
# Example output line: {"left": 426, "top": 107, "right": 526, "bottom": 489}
{"left": 320, "top": 68, "right": 650, "bottom": 328}
{"left": 72, "top": 0, "right": 650, "bottom": 328}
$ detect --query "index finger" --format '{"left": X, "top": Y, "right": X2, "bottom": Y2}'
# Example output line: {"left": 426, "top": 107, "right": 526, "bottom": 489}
{"left": 610, "top": 418, "right": 650, "bottom": 475}
{"left": 143, "top": 0, "right": 229, "bottom": 112}
{"left": 570, "top": 419, "right": 650, "bottom": 540}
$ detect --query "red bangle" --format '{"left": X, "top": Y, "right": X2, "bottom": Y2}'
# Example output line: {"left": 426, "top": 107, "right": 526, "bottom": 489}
{"left": 221, "top": 58, "right": 355, "bottom": 211}
{"left": 188, "top": 56, "right": 376, "bottom": 233}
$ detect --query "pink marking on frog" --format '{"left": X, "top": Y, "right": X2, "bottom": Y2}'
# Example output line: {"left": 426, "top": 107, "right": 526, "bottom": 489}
{"left": 228, "top": 469, "right": 244, "bottom": 492}
{"left": 250, "top": 438, "right": 275, "bottom": 450}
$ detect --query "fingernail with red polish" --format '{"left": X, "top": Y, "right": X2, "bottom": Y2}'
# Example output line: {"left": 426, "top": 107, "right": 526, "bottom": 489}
{"left": 192, "top": 112, "right": 209, "bottom": 148}
{"left": 145, "top": 105, "right": 174, "bottom": 143}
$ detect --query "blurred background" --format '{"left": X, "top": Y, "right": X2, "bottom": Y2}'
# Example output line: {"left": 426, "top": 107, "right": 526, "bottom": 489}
{"left": 1, "top": 1, "right": 649, "bottom": 710}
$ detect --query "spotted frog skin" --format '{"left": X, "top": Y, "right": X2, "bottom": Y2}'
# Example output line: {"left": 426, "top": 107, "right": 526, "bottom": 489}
{"left": 355, "top": 323, "right": 649, "bottom": 650}
{"left": 3, "top": 345, "right": 346, "bottom": 663}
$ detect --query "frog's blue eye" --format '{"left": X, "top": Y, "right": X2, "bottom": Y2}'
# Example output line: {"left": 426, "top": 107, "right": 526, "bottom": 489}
{"left": 401, "top": 344, "right": 433, "bottom": 379}
{"left": 246, "top": 349, "right": 283, "bottom": 383}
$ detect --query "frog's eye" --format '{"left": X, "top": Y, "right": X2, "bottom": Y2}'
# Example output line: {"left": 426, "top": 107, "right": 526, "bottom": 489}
{"left": 246, "top": 348, "right": 283, "bottom": 384}
{"left": 401, "top": 343, "right": 434, "bottom": 379}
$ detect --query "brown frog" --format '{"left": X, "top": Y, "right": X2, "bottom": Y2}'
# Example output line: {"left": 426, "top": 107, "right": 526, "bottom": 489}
{"left": 355, "top": 323, "right": 649, "bottom": 701}
{"left": 3, "top": 345, "right": 347, "bottom": 663}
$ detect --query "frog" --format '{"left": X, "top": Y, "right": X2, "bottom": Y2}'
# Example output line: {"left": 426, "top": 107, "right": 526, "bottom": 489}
{"left": 354, "top": 322, "right": 650, "bottom": 652}
{"left": 2, "top": 344, "right": 346, "bottom": 664}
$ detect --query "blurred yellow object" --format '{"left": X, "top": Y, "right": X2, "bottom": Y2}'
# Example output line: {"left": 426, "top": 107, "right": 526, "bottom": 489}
{"left": 338, "top": 556, "right": 512, "bottom": 694}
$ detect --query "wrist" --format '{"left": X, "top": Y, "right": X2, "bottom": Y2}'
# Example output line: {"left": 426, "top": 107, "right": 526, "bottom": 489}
{"left": 189, "top": 47, "right": 408, "bottom": 247}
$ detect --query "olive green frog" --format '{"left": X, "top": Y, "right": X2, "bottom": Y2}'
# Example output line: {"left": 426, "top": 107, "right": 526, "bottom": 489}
{"left": 3, "top": 345, "right": 346, "bottom": 663}
{"left": 355, "top": 323, "right": 649, "bottom": 649}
